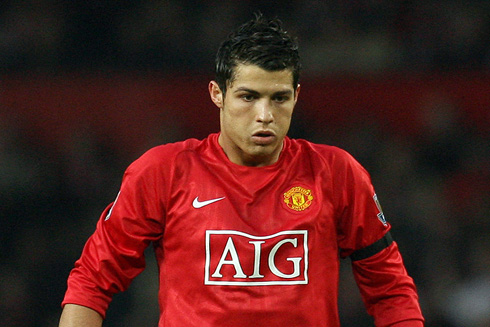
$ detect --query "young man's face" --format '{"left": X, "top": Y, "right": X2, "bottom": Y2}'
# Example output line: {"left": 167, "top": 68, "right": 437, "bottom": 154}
{"left": 209, "top": 64, "right": 300, "bottom": 167}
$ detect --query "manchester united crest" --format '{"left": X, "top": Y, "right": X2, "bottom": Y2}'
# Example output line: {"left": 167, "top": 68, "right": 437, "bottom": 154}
{"left": 284, "top": 186, "right": 313, "bottom": 211}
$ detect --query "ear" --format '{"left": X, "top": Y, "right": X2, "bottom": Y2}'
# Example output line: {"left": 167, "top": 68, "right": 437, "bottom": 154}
{"left": 294, "top": 84, "right": 301, "bottom": 103}
{"left": 209, "top": 81, "right": 224, "bottom": 108}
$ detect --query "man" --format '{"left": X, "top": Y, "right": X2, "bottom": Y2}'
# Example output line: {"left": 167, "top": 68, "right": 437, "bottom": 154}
{"left": 60, "top": 14, "right": 424, "bottom": 326}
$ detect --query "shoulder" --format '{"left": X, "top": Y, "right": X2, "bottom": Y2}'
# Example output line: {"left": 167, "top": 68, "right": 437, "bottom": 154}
{"left": 142, "top": 138, "right": 203, "bottom": 160}
{"left": 288, "top": 138, "right": 363, "bottom": 170}
{"left": 126, "top": 137, "right": 206, "bottom": 175}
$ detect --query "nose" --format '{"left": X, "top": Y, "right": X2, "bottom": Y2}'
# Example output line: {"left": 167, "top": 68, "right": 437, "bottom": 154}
{"left": 256, "top": 100, "right": 274, "bottom": 124}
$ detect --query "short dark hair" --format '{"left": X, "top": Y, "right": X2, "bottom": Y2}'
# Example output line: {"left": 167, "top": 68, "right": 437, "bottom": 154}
{"left": 215, "top": 13, "right": 300, "bottom": 95}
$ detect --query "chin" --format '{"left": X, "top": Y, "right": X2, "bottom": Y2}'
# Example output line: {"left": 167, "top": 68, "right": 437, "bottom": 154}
{"left": 250, "top": 145, "right": 277, "bottom": 158}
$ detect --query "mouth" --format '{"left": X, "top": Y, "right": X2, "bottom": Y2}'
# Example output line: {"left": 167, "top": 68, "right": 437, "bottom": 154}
{"left": 251, "top": 130, "right": 276, "bottom": 145}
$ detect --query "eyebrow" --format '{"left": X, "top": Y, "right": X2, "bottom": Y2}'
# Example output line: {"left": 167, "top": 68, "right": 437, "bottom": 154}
{"left": 234, "top": 87, "right": 259, "bottom": 95}
{"left": 234, "top": 87, "right": 293, "bottom": 97}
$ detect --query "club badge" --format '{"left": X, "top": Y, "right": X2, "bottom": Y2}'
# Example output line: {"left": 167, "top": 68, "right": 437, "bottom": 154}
{"left": 284, "top": 186, "right": 313, "bottom": 211}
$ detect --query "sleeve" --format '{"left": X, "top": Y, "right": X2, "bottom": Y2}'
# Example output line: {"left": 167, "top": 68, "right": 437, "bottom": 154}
{"left": 334, "top": 150, "right": 390, "bottom": 257}
{"left": 351, "top": 242, "right": 424, "bottom": 326}
{"left": 333, "top": 150, "right": 424, "bottom": 326}
{"left": 61, "top": 149, "right": 166, "bottom": 318}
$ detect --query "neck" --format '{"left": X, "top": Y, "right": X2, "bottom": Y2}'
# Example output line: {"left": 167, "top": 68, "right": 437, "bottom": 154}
{"left": 218, "top": 133, "right": 283, "bottom": 167}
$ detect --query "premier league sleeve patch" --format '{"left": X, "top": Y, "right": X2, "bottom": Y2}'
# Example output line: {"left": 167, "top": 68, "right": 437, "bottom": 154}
{"left": 373, "top": 193, "right": 388, "bottom": 226}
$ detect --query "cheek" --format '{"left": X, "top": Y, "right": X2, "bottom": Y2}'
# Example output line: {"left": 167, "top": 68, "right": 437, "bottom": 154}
{"left": 277, "top": 107, "right": 294, "bottom": 123}
{"left": 222, "top": 108, "right": 247, "bottom": 134}
{"left": 223, "top": 103, "right": 251, "bottom": 124}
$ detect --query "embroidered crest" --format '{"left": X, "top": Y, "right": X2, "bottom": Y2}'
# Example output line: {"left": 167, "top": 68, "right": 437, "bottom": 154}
{"left": 284, "top": 186, "right": 313, "bottom": 211}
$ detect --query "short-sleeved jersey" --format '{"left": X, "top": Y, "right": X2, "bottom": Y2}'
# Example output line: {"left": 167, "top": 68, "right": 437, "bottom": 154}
{"left": 62, "top": 133, "right": 423, "bottom": 326}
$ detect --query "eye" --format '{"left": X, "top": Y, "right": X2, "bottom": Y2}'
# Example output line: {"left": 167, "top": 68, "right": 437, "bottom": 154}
{"left": 241, "top": 94, "right": 256, "bottom": 102}
{"left": 273, "top": 95, "right": 289, "bottom": 103}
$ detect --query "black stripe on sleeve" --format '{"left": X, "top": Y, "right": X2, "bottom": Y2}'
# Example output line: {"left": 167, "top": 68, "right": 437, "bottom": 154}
{"left": 350, "top": 232, "right": 393, "bottom": 261}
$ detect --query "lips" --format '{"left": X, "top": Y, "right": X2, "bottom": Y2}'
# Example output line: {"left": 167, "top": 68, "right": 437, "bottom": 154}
{"left": 251, "top": 130, "right": 276, "bottom": 145}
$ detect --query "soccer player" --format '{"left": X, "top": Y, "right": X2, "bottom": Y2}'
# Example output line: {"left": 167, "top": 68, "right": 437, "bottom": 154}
{"left": 59, "top": 13, "right": 424, "bottom": 326}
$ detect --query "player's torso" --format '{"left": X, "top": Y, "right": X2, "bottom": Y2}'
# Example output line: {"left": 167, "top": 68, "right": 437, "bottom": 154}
{"left": 156, "top": 137, "right": 341, "bottom": 326}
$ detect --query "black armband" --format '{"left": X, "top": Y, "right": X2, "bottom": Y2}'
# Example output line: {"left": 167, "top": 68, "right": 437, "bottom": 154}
{"left": 350, "top": 232, "right": 393, "bottom": 261}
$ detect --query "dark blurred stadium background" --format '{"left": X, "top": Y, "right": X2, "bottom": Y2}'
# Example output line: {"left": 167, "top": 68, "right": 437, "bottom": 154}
{"left": 1, "top": 1, "right": 489, "bottom": 326}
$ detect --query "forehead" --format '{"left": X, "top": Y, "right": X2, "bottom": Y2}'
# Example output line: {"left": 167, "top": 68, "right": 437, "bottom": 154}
{"left": 229, "top": 64, "right": 294, "bottom": 90}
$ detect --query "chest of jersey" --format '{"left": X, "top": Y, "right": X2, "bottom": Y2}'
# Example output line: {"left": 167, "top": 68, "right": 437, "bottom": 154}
{"left": 159, "top": 150, "right": 338, "bottom": 288}
{"left": 147, "top": 140, "right": 345, "bottom": 326}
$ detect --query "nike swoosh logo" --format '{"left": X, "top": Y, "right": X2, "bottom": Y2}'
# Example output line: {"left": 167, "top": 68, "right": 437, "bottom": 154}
{"left": 192, "top": 196, "right": 225, "bottom": 208}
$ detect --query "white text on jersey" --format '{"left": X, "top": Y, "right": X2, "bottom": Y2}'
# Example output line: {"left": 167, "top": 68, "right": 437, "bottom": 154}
{"left": 205, "top": 230, "right": 309, "bottom": 286}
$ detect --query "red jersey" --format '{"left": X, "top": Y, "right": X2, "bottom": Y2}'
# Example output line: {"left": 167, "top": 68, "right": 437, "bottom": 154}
{"left": 62, "top": 133, "right": 423, "bottom": 326}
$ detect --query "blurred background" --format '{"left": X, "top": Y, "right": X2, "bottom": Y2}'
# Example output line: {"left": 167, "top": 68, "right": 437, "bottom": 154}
{"left": 1, "top": 1, "right": 489, "bottom": 326}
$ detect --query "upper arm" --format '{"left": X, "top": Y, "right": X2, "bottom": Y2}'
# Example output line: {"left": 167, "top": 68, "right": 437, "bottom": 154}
{"left": 351, "top": 242, "right": 424, "bottom": 326}
{"left": 62, "top": 151, "right": 167, "bottom": 316}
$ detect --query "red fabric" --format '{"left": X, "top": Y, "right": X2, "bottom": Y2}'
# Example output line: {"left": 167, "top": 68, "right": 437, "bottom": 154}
{"left": 352, "top": 242, "right": 424, "bottom": 326}
{"left": 390, "top": 320, "right": 424, "bottom": 327}
{"left": 62, "top": 133, "right": 423, "bottom": 326}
